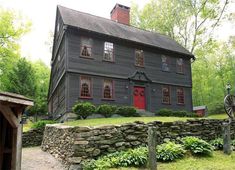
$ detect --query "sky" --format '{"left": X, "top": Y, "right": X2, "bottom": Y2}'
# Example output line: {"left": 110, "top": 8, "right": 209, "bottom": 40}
{"left": 0, "top": 0, "right": 234, "bottom": 66}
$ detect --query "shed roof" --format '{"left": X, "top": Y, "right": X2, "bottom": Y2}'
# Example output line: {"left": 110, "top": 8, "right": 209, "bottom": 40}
{"left": 0, "top": 92, "right": 34, "bottom": 106}
{"left": 193, "top": 106, "right": 207, "bottom": 111}
{"left": 58, "top": 5, "right": 194, "bottom": 58}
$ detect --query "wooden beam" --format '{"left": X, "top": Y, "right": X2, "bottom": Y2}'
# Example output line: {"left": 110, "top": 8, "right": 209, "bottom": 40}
{"left": 0, "top": 116, "right": 7, "bottom": 169}
{"left": 0, "top": 105, "right": 19, "bottom": 128}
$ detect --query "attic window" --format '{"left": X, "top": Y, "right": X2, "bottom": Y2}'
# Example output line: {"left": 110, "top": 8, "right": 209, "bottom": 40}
{"left": 103, "top": 80, "right": 114, "bottom": 99}
{"left": 103, "top": 42, "right": 114, "bottom": 62}
{"left": 162, "top": 55, "right": 170, "bottom": 72}
{"left": 80, "top": 37, "right": 92, "bottom": 58}
{"left": 80, "top": 76, "right": 92, "bottom": 98}
{"left": 135, "top": 50, "right": 144, "bottom": 67}
{"left": 162, "top": 86, "right": 171, "bottom": 104}
{"left": 176, "top": 58, "right": 184, "bottom": 73}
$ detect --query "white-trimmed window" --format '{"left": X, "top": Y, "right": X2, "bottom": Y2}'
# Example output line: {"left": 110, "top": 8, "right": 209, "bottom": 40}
{"left": 135, "top": 49, "right": 144, "bottom": 67}
{"left": 103, "top": 80, "right": 114, "bottom": 99}
{"left": 80, "top": 37, "right": 92, "bottom": 58}
{"left": 162, "top": 55, "right": 170, "bottom": 71}
{"left": 176, "top": 58, "right": 184, "bottom": 73}
{"left": 162, "top": 86, "right": 170, "bottom": 104}
{"left": 177, "top": 88, "right": 185, "bottom": 104}
{"left": 80, "top": 76, "right": 92, "bottom": 98}
{"left": 103, "top": 42, "right": 114, "bottom": 61}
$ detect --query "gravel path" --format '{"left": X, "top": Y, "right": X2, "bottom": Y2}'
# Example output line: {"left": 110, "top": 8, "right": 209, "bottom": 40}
{"left": 22, "top": 147, "right": 66, "bottom": 170}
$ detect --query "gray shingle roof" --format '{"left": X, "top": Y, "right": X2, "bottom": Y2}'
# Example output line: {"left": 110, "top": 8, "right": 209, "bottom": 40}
{"left": 58, "top": 5, "right": 194, "bottom": 57}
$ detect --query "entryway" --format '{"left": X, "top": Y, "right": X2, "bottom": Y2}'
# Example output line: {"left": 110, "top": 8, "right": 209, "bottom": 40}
{"left": 133, "top": 86, "right": 146, "bottom": 109}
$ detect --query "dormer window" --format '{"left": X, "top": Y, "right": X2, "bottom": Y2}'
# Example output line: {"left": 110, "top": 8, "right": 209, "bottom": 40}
{"left": 135, "top": 49, "right": 144, "bottom": 67}
{"left": 176, "top": 58, "right": 184, "bottom": 74}
{"left": 103, "top": 42, "right": 114, "bottom": 62}
{"left": 80, "top": 37, "right": 92, "bottom": 58}
{"left": 162, "top": 55, "right": 170, "bottom": 72}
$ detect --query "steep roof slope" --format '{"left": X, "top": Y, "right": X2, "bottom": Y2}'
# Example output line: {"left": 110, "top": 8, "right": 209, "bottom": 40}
{"left": 58, "top": 5, "right": 194, "bottom": 57}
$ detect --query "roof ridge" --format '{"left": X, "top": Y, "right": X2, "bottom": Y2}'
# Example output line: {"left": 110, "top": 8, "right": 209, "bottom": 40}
{"left": 57, "top": 5, "right": 175, "bottom": 40}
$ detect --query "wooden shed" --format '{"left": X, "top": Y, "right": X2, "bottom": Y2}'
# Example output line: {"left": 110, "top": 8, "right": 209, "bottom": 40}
{"left": 0, "top": 92, "right": 33, "bottom": 170}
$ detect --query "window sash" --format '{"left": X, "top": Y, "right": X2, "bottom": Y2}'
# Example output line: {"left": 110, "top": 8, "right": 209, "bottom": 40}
{"left": 162, "top": 55, "right": 170, "bottom": 71}
{"left": 176, "top": 58, "right": 184, "bottom": 73}
{"left": 103, "top": 80, "right": 113, "bottom": 99}
{"left": 162, "top": 86, "right": 170, "bottom": 104}
{"left": 135, "top": 50, "right": 144, "bottom": 67}
{"left": 80, "top": 37, "right": 92, "bottom": 57}
{"left": 80, "top": 76, "right": 92, "bottom": 98}
{"left": 177, "top": 88, "right": 184, "bottom": 104}
{"left": 103, "top": 42, "right": 114, "bottom": 61}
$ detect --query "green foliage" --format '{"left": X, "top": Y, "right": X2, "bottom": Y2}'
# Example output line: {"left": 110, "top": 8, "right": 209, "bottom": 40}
{"left": 115, "top": 106, "right": 138, "bottom": 117}
{"left": 83, "top": 147, "right": 148, "bottom": 170}
{"left": 156, "top": 141, "right": 186, "bottom": 162}
{"left": 210, "top": 138, "right": 223, "bottom": 150}
{"left": 182, "top": 136, "right": 214, "bottom": 156}
{"left": 6, "top": 58, "right": 36, "bottom": 97}
{"left": 156, "top": 109, "right": 198, "bottom": 117}
{"left": 31, "top": 120, "right": 55, "bottom": 129}
{"left": 96, "top": 104, "right": 114, "bottom": 118}
{"left": 73, "top": 102, "right": 96, "bottom": 119}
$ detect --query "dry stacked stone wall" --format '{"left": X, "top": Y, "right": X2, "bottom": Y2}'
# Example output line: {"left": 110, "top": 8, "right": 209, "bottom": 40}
{"left": 41, "top": 119, "right": 235, "bottom": 170}
{"left": 22, "top": 128, "right": 44, "bottom": 147}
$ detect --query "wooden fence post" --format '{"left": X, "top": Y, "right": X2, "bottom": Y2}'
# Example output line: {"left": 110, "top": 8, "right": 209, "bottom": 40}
{"left": 223, "top": 122, "right": 232, "bottom": 155}
{"left": 148, "top": 127, "right": 157, "bottom": 170}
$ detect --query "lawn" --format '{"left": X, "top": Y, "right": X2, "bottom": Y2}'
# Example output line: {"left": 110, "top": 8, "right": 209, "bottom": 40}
{"left": 110, "top": 151, "right": 235, "bottom": 170}
{"left": 64, "top": 114, "right": 228, "bottom": 127}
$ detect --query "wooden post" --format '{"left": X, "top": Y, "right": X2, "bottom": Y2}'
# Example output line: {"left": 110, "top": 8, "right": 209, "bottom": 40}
{"left": 223, "top": 122, "right": 232, "bottom": 155}
{"left": 148, "top": 127, "right": 157, "bottom": 170}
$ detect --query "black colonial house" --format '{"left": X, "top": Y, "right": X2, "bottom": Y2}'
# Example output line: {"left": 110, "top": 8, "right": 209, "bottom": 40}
{"left": 48, "top": 4, "right": 195, "bottom": 119}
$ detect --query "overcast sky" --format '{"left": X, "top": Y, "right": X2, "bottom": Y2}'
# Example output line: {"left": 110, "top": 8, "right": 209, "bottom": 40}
{"left": 0, "top": 0, "right": 234, "bottom": 66}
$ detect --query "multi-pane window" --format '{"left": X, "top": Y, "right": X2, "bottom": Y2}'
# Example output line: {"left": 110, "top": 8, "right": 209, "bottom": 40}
{"left": 135, "top": 50, "right": 144, "bottom": 67}
{"left": 177, "top": 88, "right": 185, "bottom": 104}
{"left": 80, "top": 76, "right": 92, "bottom": 98}
{"left": 162, "top": 55, "right": 170, "bottom": 71}
{"left": 103, "top": 80, "right": 114, "bottom": 99}
{"left": 80, "top": 37, "right": 92, "bottom": 57}
{"left": 103, "top": 42, "right": 114, "bottom": 61}
{"left": 162, "top": 86, "right": 170, "bottom": 104}
{"left": 176, "top": 58, "right": 184, "bottom": 73}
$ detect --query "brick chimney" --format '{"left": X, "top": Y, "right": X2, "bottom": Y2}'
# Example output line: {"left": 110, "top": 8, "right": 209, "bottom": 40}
{"left": 110, "top": 4, "right": 130, "bottom": 25}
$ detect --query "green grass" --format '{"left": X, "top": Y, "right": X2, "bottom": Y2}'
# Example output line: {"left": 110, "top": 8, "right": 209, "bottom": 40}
{"left": 64, "top": 114, "right": 228, "bottom": 127}
{"left": 110, "top": 151, "right": 235, "bottom": 170}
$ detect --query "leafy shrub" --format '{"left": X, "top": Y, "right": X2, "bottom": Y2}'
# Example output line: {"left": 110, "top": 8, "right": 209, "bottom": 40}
{"left": 115, "top": 106, "right": 138, "bottom": 117}
{"left": 156, "top": 109, "right": 198, "bottom": 117}
{"left": 96, "top": 104, "right": 114, "bottom": 118}
{"left": 72, "top": 101, "right": 96, "bottom": 119}
{"left": 210, "top": 138, "right": 223, "bottom": 150}
{"left": 32, "top": 120, "right": 55, "bottom": 129}
{"left": 181, "top": 136, "right": 214, "bottom": 156}
{"left": 83, "top": 147, "right": 148, "bottom": 170}
{"left": 156, "top": 141, "right": 185, "bottom": 162}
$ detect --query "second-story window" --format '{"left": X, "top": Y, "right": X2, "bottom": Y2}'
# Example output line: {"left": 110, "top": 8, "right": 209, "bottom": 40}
{"left": 176, "top": 58, "right": 184, "bottom": 73}
{"left": 103, "top": 80, "right": 114, "bottom": 99}
{"left": 80, "top": 76, "right": 92, "bottom": 98}
{"left": 80, "top": 37, "right": 92, "bottom": 58}
{"left": 135, "top": 49, "right": 144, "bottom": 67}
{"left": 103, "top": 42, "right": 114, "bottom": 62}
{"left": 162, "top": 55, "right": 170, "bottom": 72}
{"left": 162, "top": 86, "right": 170, "bottom": 104}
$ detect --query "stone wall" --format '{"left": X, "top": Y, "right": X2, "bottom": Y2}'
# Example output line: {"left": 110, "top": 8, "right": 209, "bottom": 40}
{"left": 22, "top": 128, "right": 44, "bottom": 147}
{"left": 41, "top": 119, "right": 235, "bottom": 169}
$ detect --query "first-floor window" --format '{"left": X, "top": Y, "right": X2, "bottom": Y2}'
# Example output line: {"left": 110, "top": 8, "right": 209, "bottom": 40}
{"left": 80, "top": 76, "right": 92, "bottom": 98}
{"left": 177, "top": 88, "right": 184, "bottom": 104}
{"left": 103, "top": 80, "right": 114, "bottom": 99}
{"left": 162, "top": 86, "right": 170, "bottom": 104}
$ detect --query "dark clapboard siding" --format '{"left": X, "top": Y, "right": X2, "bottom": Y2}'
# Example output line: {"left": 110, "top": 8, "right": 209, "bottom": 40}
{"left": 66, "top": 29, "right": 192, "bottom": 86}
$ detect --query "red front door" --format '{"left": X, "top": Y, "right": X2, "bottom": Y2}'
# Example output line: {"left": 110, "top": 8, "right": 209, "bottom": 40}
{"left": 133, "top": 86, "right": 146, "bottom": 109}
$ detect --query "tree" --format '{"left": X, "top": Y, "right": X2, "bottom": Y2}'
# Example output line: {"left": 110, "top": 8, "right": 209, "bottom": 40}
{"left": 6, "top": 57, "right": 36, "bottom": 97}
{"left": 131, "top": 0, "right": 230, "bottom": 53}
{"left": 0, "top": 7, "right": 31, "bottom": 90}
